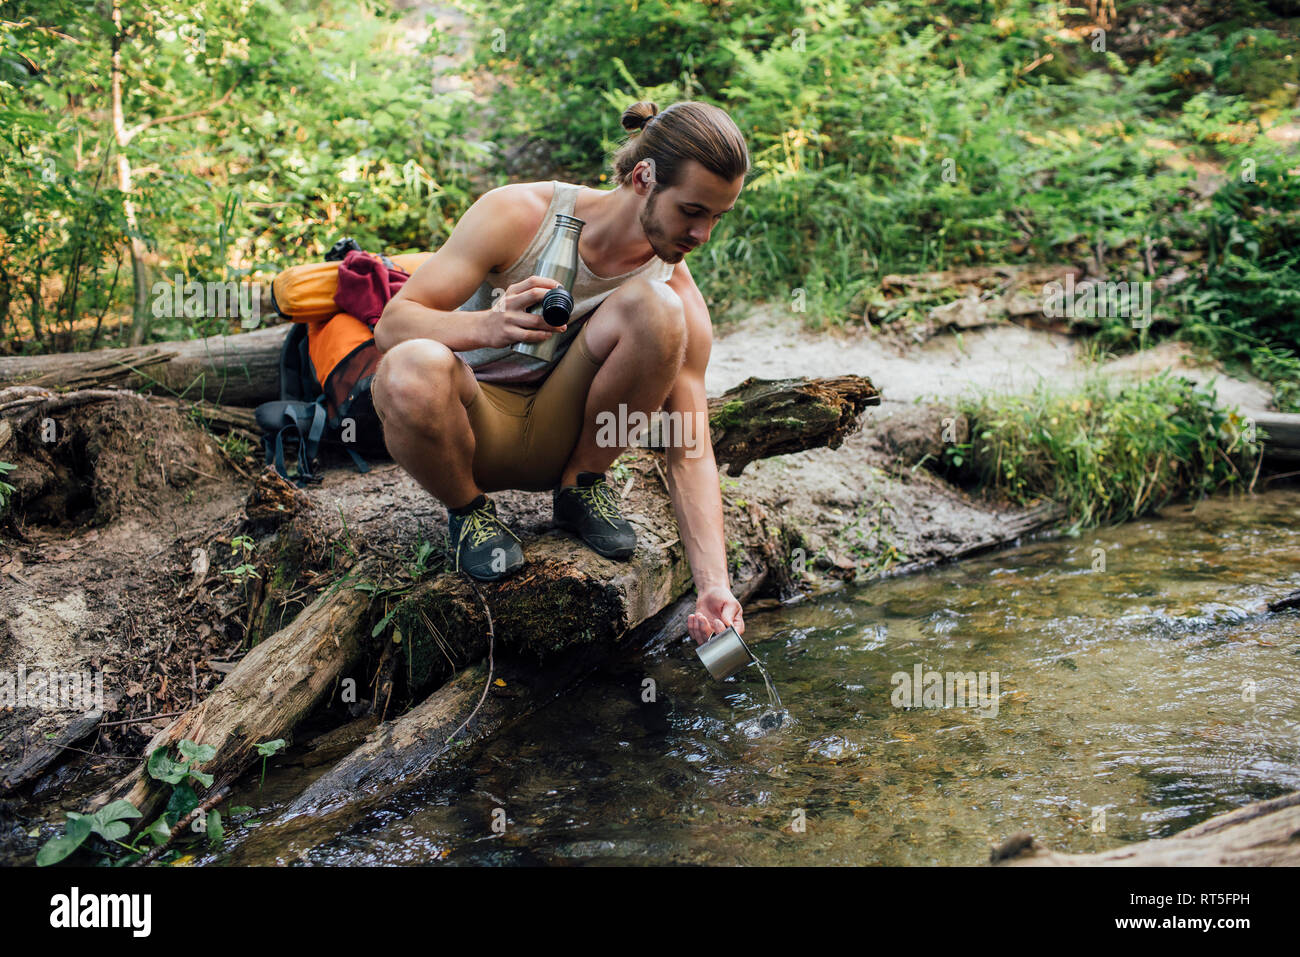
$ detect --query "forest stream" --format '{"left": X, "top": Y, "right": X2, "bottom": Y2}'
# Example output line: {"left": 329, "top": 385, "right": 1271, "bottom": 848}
{"left": 204, "top": 488, "right": 1300, "bottom": 866}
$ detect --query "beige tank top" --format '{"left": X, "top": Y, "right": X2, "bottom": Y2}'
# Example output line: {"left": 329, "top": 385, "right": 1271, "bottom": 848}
{"left": 454, "top": 181, "right": 676, "bottom": 384}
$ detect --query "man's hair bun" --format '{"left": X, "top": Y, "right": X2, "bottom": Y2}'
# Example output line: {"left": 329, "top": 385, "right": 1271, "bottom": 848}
{"left": 621, "top": 101, "right": 659, "bottom": 133}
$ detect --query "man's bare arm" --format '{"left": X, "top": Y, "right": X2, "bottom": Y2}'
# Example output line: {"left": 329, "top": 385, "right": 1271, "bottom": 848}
{"left": 663, "top": 260, "right": 730, "bottom": 596}
{"left": 373, "top": 186, "right": 559, "bottom": 354}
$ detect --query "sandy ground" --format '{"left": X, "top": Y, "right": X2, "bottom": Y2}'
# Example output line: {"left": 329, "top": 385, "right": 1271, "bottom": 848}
{"left": 706, "top": 303, "right": 1274, "bottom": 411}
{"left": 702, "top": 307, "right": 1277, "bottom": 581}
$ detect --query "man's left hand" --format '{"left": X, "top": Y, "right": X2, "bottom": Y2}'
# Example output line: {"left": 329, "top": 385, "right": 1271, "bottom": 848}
{"left": 688, "top": 585, "right": 745, "bottom": 646}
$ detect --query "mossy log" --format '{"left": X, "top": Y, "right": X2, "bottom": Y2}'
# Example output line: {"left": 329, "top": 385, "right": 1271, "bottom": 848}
{"left": 283, "top": 565, "right": 768, "bottom": 820}
{"left": 704, "top": 375, "right": 880, "bottom": 476}
{"left": 991, "top": 790, "right": 1300, "bottom": 866}
{"left": 228, "top": 565, "right": 770, "bottom": 863}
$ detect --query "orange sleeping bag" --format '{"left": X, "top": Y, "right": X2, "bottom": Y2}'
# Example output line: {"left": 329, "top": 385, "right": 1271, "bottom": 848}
{"left": 272, "top": 250, "right": 433, "bottom": 386}
{"left": 271, "top": 251, "right": 433, "bottom": 324}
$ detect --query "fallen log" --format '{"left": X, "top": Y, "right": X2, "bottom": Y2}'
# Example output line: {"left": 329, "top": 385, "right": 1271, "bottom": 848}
{"left": 81, "top": 374, "right": 877, "bottom": 834}
{"left": 281, "top": 565, "right": 767, "bottom": 820}
{"left": 1251, "top": 409, "right": 1300, "bottom": 472}
{"left": 888, "top": 500, "right": 1068, "bottom": 576}
{"left": 229, "top": 564, "right": 769, "bottom": 863}
{"left": 0, "top": 385, "right": 256, "bottom": 436}
{"left": 703, "top": 375, "right": 880, "bottom": 476}
{"left": 0, "top": 325, "right": 290, "bottom": 407}
{"left": 87, "top": 564, "right": 379, "bottom": 823}
{"left": 991, "top": 790, "right": 1300, "bottom": 866}
{"left": 0, "top": 709, "right": 107, "bottom": 794}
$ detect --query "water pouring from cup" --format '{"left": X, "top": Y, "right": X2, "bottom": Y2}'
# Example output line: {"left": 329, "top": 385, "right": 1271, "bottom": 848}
{"left": 695, "top": 625, "right": 787, "bottom": 730}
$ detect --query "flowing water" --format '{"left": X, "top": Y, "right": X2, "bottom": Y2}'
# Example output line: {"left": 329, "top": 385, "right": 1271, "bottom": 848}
{"left": 218, "top": 489, "right": 1300, "bottom": 865}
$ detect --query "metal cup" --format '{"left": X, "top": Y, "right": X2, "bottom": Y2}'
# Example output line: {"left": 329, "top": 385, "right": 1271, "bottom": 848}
{"left": 695, "top": 625, "right": 754, "bottom": 680}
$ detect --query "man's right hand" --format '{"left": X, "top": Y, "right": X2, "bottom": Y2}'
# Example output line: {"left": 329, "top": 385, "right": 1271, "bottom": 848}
{"left": 482, "top": 276, "right": 567, "bottom": 348}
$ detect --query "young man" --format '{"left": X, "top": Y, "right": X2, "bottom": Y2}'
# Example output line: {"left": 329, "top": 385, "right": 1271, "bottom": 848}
{"left": 371, "top": 101, "right": 747, "bottom": 646}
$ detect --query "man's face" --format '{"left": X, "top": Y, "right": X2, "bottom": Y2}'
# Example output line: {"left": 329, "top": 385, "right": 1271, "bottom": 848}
{"left": 639, "top": 160, "right": 744, "bottom": 264}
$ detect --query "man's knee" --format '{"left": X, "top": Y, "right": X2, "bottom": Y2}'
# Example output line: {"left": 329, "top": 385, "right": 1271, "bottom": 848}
{"left": 604, "top": 277, "right": 686, "bottom": 365}
{"left": 373, "top": 338, "right": 467, "bottom": 423}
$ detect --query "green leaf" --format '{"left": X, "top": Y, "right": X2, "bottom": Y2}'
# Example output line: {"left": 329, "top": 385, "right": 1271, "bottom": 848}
{"left": 36, "top": 815, "right": 93, "bottom": 866}
{"left": 94, "top": 821, "right": 131, "bottom": 842}
{"left": 166, "top": 783, "right": 200, "bottom": 821}
{"left": 179, "top": 739, "right": 217, "bottom": 764}
{"left": 145, "top": 815, "right": 172, "bottom": 846}
{"left": 187, "top": 769, "right": 215, "bottom": 788}
{"left": 147, "top": 747, "right": 189, "bottom": 785}
{"left": 206, "top": 810, "right": 224, "bottom": 848}
{"left": 253, "top": 738, "right": 287, "bottom": 758}
{"left": 93, "top": 799, "right": 143, "bottom": 825}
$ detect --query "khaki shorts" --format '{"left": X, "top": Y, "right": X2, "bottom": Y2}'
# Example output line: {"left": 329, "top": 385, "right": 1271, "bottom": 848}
{"left": 377, "top": 319, "right": 603, "bottom": 494}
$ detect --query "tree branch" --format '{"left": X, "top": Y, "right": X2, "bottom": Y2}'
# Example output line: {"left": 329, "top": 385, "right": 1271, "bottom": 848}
{"left": 125, "top": 87, "right": 234, "bottom": 142}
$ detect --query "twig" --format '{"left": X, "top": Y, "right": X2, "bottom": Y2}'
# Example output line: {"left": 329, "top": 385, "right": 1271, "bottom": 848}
{"left": 171, "top": 460, "right": 220, "bottom": 481}
{"left": 131, "top": 784, "right": 232, "bottom": 867}
{"left": 1262, "top": 469, "right": 1300, "bottom": 489}
{"left": 652, "top": 458, "right": 670, "bottom": 494}
{"left": 45, "top": 743, "right": 137, "bottom": 761}
{"left": 423, "top": 583, "right": 496, "bottom": 772}
{"left": 1247, "top": 445, "right": 1263, "bottom": 494}
{"left": 99, "top": 710, "right": 190, "bottom": 728}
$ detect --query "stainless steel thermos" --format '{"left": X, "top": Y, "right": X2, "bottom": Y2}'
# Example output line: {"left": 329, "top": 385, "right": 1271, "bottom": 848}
{"left": 511, "top": 213, "right": 585, "bottom": 363}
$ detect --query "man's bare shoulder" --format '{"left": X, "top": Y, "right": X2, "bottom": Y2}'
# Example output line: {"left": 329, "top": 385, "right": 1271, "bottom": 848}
{"left": 471, "top": 181, "right": 555, "bottom": 272}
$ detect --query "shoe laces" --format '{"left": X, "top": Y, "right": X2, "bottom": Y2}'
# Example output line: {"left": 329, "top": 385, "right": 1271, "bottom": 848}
{"left": 576, "top": 477, "right": 623, "bottom": 527}
{"left": 455, "top": 502, "right": 520, "bottom": 561}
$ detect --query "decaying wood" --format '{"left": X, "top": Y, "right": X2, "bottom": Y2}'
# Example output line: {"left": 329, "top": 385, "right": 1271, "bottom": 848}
{"left": 1252, "top": 410, "right": 1300, "bottom": 470}
{"left": 0, "top": 709, "right": 107, "bottom": 794}
{"left": 992, "top": 790, "right": 1300, "bottom": 866}
{"left": 889, "top": 500, "right": 1068, "bottom": 576}
{"left": 0, "top": 386, "right": 259, "bottom": 440}
{"left": 88, "top": 565, "right": 379, "bottom": 823}
{"left": 0, "top": 324, "right": 291, "bottom": 408}
{"left": 0, "top": 386, "right": 146, "bottom": 428}
{"left": 703, "top": 375, "right": 880, "bottom": 476}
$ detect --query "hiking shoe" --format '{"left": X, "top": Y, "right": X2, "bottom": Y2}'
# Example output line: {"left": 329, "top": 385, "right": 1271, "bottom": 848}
{"left": 447, "top": 494, "right": 525, "bottom": 581}
{"left": 553, "top": 471, "right": 637, "bottom": 560}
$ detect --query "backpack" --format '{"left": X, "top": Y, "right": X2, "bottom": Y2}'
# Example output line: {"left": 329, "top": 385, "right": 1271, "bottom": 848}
{"left": 255, "top": 239, "right": 429, "bottom": 487}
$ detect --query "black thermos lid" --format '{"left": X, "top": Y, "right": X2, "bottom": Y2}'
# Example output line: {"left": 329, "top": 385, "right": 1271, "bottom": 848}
{"left": 541, "top": 287, "right": 573, "bottom": 327}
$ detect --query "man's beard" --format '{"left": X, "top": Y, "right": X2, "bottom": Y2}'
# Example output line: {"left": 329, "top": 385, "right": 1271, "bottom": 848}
{"left": 639, "top": 188, "right": 685, "bottom": 263}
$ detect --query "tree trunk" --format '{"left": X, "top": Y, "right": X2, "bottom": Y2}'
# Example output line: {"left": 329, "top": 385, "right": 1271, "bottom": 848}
{"left": 111, "top": 0, "right": 152, "bottom": 348}
{"left": 702, "top": 375, "right": 881, "bottom": 475}
{"left": 277, "top": 565, "right": 770, "bottom": 823}
{"left": 232, "top": 567, "right": 770, "bottom": 863}
{"left": 1250, "top": 409, "right": 1300, "bottom": 472}
{"left": 89, "top": 564, "right": 379, "bottom": 823}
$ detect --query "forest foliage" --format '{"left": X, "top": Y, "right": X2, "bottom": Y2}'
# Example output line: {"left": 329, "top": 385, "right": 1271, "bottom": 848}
{"left": 1, "top": 0, "right": 1297, "bottom": 401}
